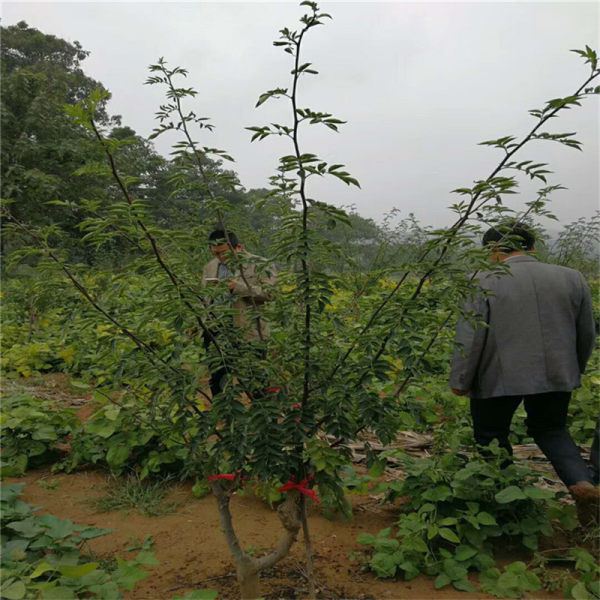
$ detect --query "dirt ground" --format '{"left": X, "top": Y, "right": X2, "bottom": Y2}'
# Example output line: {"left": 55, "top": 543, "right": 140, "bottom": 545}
{"left": 7, "top": 468, "right": 565, "bottom": 600}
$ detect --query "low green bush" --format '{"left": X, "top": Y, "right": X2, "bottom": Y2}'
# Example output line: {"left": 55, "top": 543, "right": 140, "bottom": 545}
{"left": 0, "top": 483, "right": 158, "bottom": 599}
{"left": 61, "top": 392, "right": 195, "bottom": 479}
{"left": 358, "top": 443, "right": 576, "bottom": 594}
{"left": 0, "top": 394, "right": 79, "bottom": 477}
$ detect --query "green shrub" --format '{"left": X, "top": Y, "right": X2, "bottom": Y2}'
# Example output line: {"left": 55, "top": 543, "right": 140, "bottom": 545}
{"left": 0, "top": 483, "right": 158, "bottom": 599}
{"left": 358, "top": 444, "right": 576, "bottom": 592}
{"left": 61, "top": 392, "right": 195, "bottom": 479}
{"left": 0, "top": 394, "right": 79, "bottom": 477}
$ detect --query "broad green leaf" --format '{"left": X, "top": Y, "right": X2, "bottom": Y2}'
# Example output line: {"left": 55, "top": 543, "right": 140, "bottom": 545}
{"left": 370, "top": 552, "right": 397, "bottom": 578}
{"left": 1, "top": 580, "right": 26, "bottom": 600}
{"left": 173, "top": 591, "right": 219, "bottom": 600}
{"left": 434, "top": 573, "right": 452, "bottom": 589}
{"left": 374, "top": 538, "right": 399, "bottom": 553}
{"left": 7, "top": 518, "right": 44, "bottom": 538}
{"left": 438, "top": 528, "right": 461, "bottom": 544}
{"left": 422, "top": 485, "right": 452, "bottom": 502}
{"left": 58, "top": 562, "right": 99, "bottom": 578}
{"left": 570, "top": 581, "right": 590, "bottom": 600}
{"left": 453, "top": 579, "right": 476, "bottom": 592}
{"left": 477, "top": 511, "right": 497, "bottom": 525}
{"left": 114, "top": 558, "right": 150, "bottom": 590}
{"left": 495, "top": 486, "right": 527, "bottom": 503}
{"left": 106, "top": 445, "right": 130, "bottom": 467}
{"left": 356, "top": 533, "right": 375, "bottom": 546}
{"left": 455, "top": 545, "right": 478, "bottom": 561}
{"left": 31, "top": 560, "right": 56, "bottom": 578}
{"left": 523, "top": 486, "right": 554, "bottom": 500}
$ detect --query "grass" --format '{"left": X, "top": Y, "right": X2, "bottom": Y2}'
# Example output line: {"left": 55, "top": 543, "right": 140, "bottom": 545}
{"left": 92, "top": 474, "right": 181, "bottom": 517}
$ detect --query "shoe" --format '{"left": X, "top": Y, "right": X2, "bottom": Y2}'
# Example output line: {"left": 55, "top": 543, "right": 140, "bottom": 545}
{"left": 569, "top": 482, "right": 600, "bottom": 527}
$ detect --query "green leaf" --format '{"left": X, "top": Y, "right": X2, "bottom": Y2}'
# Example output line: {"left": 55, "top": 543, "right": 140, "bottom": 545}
{"left": 113, "top": 557, "right": 150, "bottom": 590}
{"left": 438, "top": 528, "right": 461, "bottom": 544}
{"left": 58, "top": 562, "right": 99, "bottom": 578}
{"left": 69, "top": 379, "right": 92, "bottom": 389}
{"left": 570, "top": 581, "right": 590, "bottom": 599}
{"left": 31, "top": 560, "right": 56, "bottom": 578}
{"left": 192, "top": 479, "right": 211, "bottom": 498}
{"left": 422, "top": 485, "right": 452, "bottom": 502}
{"left": 357, "top": 533, "right": 376, "bottom": 546}
{"left": 370, "top": 552, "right": 397, "bottom": 578}
{"left": 1, "top": 580, "right": 26, "bottom": 600}
{"left": 453, "top": 579, "right": 476, "bottom": 592}
{"left": 106, "top": 445, "right": 130, "bottom": 467}
{"left": 38, "top": 514, "right": 76, "bottom": 539}
{"left": 173, "top": 591, "right": 219, "bottom": 600}
{"left": 522, "top": 486, "right": 554, "bottom": 500}
{"left": 7, "top": 518, "right": 44, "bottom": 538}
{"left": 455, "top": 545, "right": 478, "bottom": 561}
{"left": 522, "top": 534, "right": 538, "bottom": 550}
{"left": 374, "top": 538, "right": 400, "bottom": 553}
{"left": 477, "top": 511, "right": 497, "bottom": 525}
{"left": 495, "top": 486, "right": 527, "bottom": 503}
{"left": 434, "top": 573, "right": 452, "bottom": 588}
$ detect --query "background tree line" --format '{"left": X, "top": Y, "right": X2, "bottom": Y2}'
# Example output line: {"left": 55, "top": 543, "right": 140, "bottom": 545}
{"left": 2, "top": 20, "right": 598, "bottom": 277}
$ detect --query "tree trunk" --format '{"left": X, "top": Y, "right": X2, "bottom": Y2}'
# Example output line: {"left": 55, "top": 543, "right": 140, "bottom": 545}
{"left": 237, "top": 562, "right": 261, "bottom": 600}
{"left": 211, "top": 481, "right": 302, "bottom": 600}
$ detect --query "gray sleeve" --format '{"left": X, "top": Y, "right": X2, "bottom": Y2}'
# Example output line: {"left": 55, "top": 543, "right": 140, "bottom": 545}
{"left": 576, "top": 273, "right": 596, "bottom": 373}
{"left": 449, "top": 292, "right": 489, "bottom": 392}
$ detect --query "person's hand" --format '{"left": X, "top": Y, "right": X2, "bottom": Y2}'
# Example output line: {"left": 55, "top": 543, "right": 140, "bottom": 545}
{"left": 451, "top": 388, "right": 469, "bottom": 397}
{"left": 227, "top": 279, "right": 237, "bottom": 291}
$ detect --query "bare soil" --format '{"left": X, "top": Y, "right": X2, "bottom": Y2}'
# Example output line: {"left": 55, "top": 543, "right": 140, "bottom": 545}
{"left": 7, "top": 469, "right": 566, "bottom": 600}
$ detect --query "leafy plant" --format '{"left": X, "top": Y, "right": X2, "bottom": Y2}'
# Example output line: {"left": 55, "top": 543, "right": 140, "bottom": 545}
{"left": 62, "top": 391, "right": 194, "bottom": 478}
{"left": 479, "top": 561, "right": 541, "bottom": 598}
{"left": 92, "top": 474, "right": 180, "bottom": 517}
{"left": 358, "top": 442, "right": 576, "bottom": 591}
{"left": 0, "top": 393, "right": 78, "bottom": 477}
{"left": 0, "top": 483, "right": 158, "bottom": 599}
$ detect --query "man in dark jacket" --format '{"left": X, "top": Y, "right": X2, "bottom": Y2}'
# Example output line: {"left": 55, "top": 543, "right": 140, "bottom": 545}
{"left": 450, "top": 222, "right": 598, "bottom": 524}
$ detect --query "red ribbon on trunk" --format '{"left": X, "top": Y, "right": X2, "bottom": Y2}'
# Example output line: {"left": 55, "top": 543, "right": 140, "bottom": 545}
{"left": 206, "top": 470, "right": 245, "bottom": 483}
{"left": 278, "top": 474, "right": 319, "bottom": 503}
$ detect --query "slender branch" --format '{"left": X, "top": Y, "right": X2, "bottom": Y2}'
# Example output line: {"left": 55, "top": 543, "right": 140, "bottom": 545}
{"left": 289, "top": 24, "right": 313, "bottom": 410}
{"left": 164, "top": 70, "right": 267, "bottom": 345}
{"left": 327, "top": 68, "right": 600, "bottom": 381}
{"left": 89, "top": 118, "right": 243, "bottom": 396}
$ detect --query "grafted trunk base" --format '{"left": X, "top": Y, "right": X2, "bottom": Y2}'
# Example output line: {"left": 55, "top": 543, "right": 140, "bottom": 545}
{"left": 211, "top": 482, "right": 303, "bottom": 599}
{"left": 237, "top": 566, "right": 260, "bottom": 600}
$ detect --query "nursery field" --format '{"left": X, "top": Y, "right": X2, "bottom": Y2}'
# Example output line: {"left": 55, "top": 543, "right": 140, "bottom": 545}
{"left": 2, "top": 3, "right": 600, "bottom": 599}
{"left": 2, "top": 364, "right": 598, "bottom": 600}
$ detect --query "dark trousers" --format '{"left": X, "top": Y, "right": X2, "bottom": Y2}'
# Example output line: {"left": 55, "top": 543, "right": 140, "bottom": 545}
{"left": 203, "top": 331, "right": 267, "bottom": 401}
{"left": 470, "top": 391, "right": 593, "bottom": 487}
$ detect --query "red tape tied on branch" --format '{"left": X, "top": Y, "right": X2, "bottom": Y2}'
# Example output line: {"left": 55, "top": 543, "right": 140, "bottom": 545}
{"left": 278, "top": 475, "right": 319, "bottom": 504}
{"left": 206, "top": 470, "right": 246, "bottom": 483}
{"left": 206, "top": 474, "right": 236, "bottom": 482}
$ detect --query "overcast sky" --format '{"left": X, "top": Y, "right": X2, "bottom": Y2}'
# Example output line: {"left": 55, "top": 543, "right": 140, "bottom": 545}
{"left": 3, "top": 1, "right": 599, "bottom": 228}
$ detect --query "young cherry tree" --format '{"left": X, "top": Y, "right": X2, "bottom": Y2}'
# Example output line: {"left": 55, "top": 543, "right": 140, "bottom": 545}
{"left": 5, "top": 2, "right": 599, "bottom": 598}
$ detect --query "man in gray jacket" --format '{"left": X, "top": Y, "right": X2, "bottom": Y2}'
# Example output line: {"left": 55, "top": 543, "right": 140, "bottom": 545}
{"left": 450, "top": 222, "right": 598, "bottom": 524}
